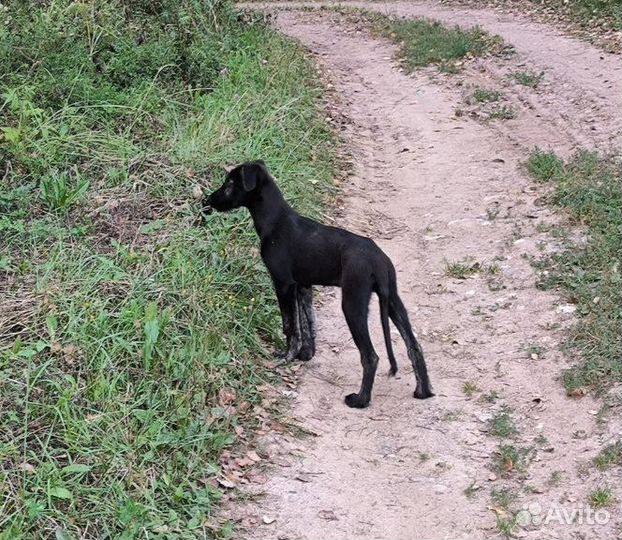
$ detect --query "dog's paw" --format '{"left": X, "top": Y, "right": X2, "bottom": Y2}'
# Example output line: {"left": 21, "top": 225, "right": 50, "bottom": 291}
{"left": 297, "top": 345, "right": 314, "bottom": 361}
{"left": 272, "top": 349, "right": 286, "bottom": 359}
{"left": 414, "top": 385, "right": 435, "bottom": 399}
{"left": 344, "top": 393, "right": 370, "bottom": 409}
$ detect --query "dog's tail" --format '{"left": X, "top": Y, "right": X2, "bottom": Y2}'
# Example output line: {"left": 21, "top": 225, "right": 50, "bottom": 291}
{"left": 378, "top": 289, "right": 398, "bottom": 376}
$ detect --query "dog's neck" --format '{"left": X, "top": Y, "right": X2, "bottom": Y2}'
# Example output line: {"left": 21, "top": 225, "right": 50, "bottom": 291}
{"left": 246, "top": 181, "right": 292, "bottom": 240}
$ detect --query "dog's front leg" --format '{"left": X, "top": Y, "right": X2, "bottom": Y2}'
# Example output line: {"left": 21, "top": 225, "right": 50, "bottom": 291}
{"left": 275, "top": 283, "right": 302, "bottom": 362}
{"left": 297, "top": 286, "right": 315, "bottom": 361}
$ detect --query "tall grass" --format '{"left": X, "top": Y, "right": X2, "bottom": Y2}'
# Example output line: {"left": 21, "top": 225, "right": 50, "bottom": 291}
{"left": 0, "top": 2, "right": 336, "bottom": 538}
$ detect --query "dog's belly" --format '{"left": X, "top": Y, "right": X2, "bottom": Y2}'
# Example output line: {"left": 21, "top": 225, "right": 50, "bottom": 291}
{"left": 292, "top": 260, "right": 341, "bottom": 288}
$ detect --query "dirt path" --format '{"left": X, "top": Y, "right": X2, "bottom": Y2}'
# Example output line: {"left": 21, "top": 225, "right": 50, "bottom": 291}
{"left": 230, "top": 4, "right": 620, "bottom": 539}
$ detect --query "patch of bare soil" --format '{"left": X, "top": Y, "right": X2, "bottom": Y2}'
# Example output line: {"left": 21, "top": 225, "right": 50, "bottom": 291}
{"left": 226, "top": 4, "right": 621, "bottom": 539}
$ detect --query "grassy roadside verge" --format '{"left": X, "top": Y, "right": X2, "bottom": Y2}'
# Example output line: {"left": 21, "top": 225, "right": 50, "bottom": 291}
{"left": 438, "top": 0, "right": 620, "bottom": 53}
{"left": 0, "top": 2, "right": 336, "bottom": 538}
{"left": 526, "top": 150, "right": 621, "bottom": 394}
{"left": 330, "top": 8, "right": 510, "bottom": 74}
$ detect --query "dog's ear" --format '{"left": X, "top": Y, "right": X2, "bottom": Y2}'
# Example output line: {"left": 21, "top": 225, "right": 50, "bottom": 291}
{"left": 241, "top": 161, "right": 269, "bottom": 192}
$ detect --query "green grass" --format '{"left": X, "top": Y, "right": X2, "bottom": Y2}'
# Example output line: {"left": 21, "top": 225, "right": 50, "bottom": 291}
{"left": 348, "top": 10, "right": 507, "bottom": 73}
{"left": 527, "top": 149, "right": 565, "bottom": 181}
{"left": 593, "top": 441, "right": 622, "bottom": 470}
{"left": 445, "top": 258, "right": 481, "bottom": 278}
{"left": 589, "top": 487, "right": 616, "bottom": 508}
{"left": 494, "top": 444, "right": 534, "bottom": 475}
{"left": 496, "top": 514, "right": 517, "bottom": 537}
{"left": 490, "top": 488, "right": 518, "bottom": 536}
{"left": 526, "top": 150, "right": 621, "bottom": 394}
{"left": 513, "top": 70, "right": 544, "bottom": 88}
{"left": 0, "top": 2, "right": 336, "bottom": 538}
{"left": 570, "top": 0, "right": 621, "bottom": 27}
{"left": 491, "top": 487, "right": 517, "bottom": 510}
{"left": 445, "top": 258, "right": 500, "bottom": 279}
{"left": 472, "top": 88, "right": 503, "bottom": 103}
{"left": 489, "top": 406, "right": 517, "bottom": 438}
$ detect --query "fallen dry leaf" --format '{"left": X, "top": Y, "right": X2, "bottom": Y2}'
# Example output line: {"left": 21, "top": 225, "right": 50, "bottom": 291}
{"left": 18, "top": 462, "right": 36, "bottom": 473}
{"left": 247, "top": 450, "right": 262, "bottom": 462}
{"left": 248, "top": 473, "right": 269, "bottom": 484}
{"left": 219, "top": 389, "right": 236, "bottom": 405}
{"left": 217, "top": 477, "right": 236, "bottom": 489}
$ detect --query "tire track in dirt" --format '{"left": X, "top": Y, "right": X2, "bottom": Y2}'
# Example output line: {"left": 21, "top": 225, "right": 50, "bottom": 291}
{"left": 229, "top": 6, "right": 621, "bottom": 540}
{"left": 249, "top": 0, "right": 621, "bottom": 155}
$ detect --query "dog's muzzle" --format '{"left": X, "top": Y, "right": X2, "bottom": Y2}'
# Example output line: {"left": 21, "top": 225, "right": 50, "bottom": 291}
{"left": 202, "top": 196, "right": 214, "bottom": 216}
{"left": 202, "top": 195, "right": 214, "bottom": 216}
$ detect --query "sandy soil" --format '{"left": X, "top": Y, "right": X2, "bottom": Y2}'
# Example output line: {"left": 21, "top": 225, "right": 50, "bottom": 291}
{"left": 227, "top": 3, "right": 621, "bottom": 539}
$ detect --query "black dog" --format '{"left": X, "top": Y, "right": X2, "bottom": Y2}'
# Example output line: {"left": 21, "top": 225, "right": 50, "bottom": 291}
{"left": 204, "top": 161, "right": 433, "bottom": 408}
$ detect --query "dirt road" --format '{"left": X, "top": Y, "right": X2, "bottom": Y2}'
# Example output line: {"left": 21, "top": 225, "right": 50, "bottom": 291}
{"left": 230, "top": 3, "right": 621, "bottom": 538}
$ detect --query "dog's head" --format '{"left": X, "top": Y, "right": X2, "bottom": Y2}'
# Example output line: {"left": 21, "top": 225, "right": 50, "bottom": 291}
{"left": 203, "top": 160, "right": 269, "bottom": 214}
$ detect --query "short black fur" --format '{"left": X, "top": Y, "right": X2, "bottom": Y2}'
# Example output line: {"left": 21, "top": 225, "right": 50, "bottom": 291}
{"left": 204, "top": 161, "right": 434, "bottom": 408}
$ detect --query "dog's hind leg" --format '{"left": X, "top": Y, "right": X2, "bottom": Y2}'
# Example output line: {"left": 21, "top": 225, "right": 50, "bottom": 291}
{"left": 297, "top": 286, "right": 316, "bottom": 361}
{"left": 389, "top": 293, "right": 434, "bottom": 399}
{"left": 378, "top": 291, "right": 398, "bottom": 376}
{"left": 341, "top": 282, "right": 378, "bottom": 408}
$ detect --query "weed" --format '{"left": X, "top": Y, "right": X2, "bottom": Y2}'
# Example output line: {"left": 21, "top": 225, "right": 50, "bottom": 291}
{"left": 464, "top": 482, "right": 481, "bottom": 498}
{"left": 589, "top": 487, "right": 616, "bottom": 508}
{"left": 445, "top": 258, "right": 481, "bottom": 278}
{"left": 418, "top": 452, "right": 431, "bottom": 462}
{"left": 488, "top": 105, "right": 516, "bottom": 120}
{"left": 473, "top": 87, "right": 503, "bottom": 103}
{"left": 547, "top": 470, "right": 564, "bottom": 487}
{"left": 481, "top": 390, "right": 500, "bottom": 403}
{"left": 534, "top": 433, "right": 549, "bottom": 446}
{"left": 491, "top": 487, "right": 520, "bottom": 536}
{"left": 491, "top": 487, "right": 517, "bottom": 510}
{"left": 527, "top": 148, "right": 565, "bottom": 182}
{"left": 525, "top": 343, "right": 547, "bottom": 359}
{"left": 443, "top": 409, "right": 464, "bottom": 422}
{"left": 496, "top": 515, "right": 517, "bottom": 537}
{"left": 485, "top": 263, "right": 501, "bottom": 275}
{"left": 39, "top": 170, "right": 90, "bottom": 212}
{"left": 593, "top": 441, "right": 622, "bottom": 470}
{"left": 513, "top": 70, "right": 544, "bottom": 88}
{"left": 489, "top": 405, "right": 517, "bottom": 438}
{"left": 462, "top": 381, "right": 481, "bottom": 397}
{"left": 494, "top": 444, "right": 534, "bottom": 474}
